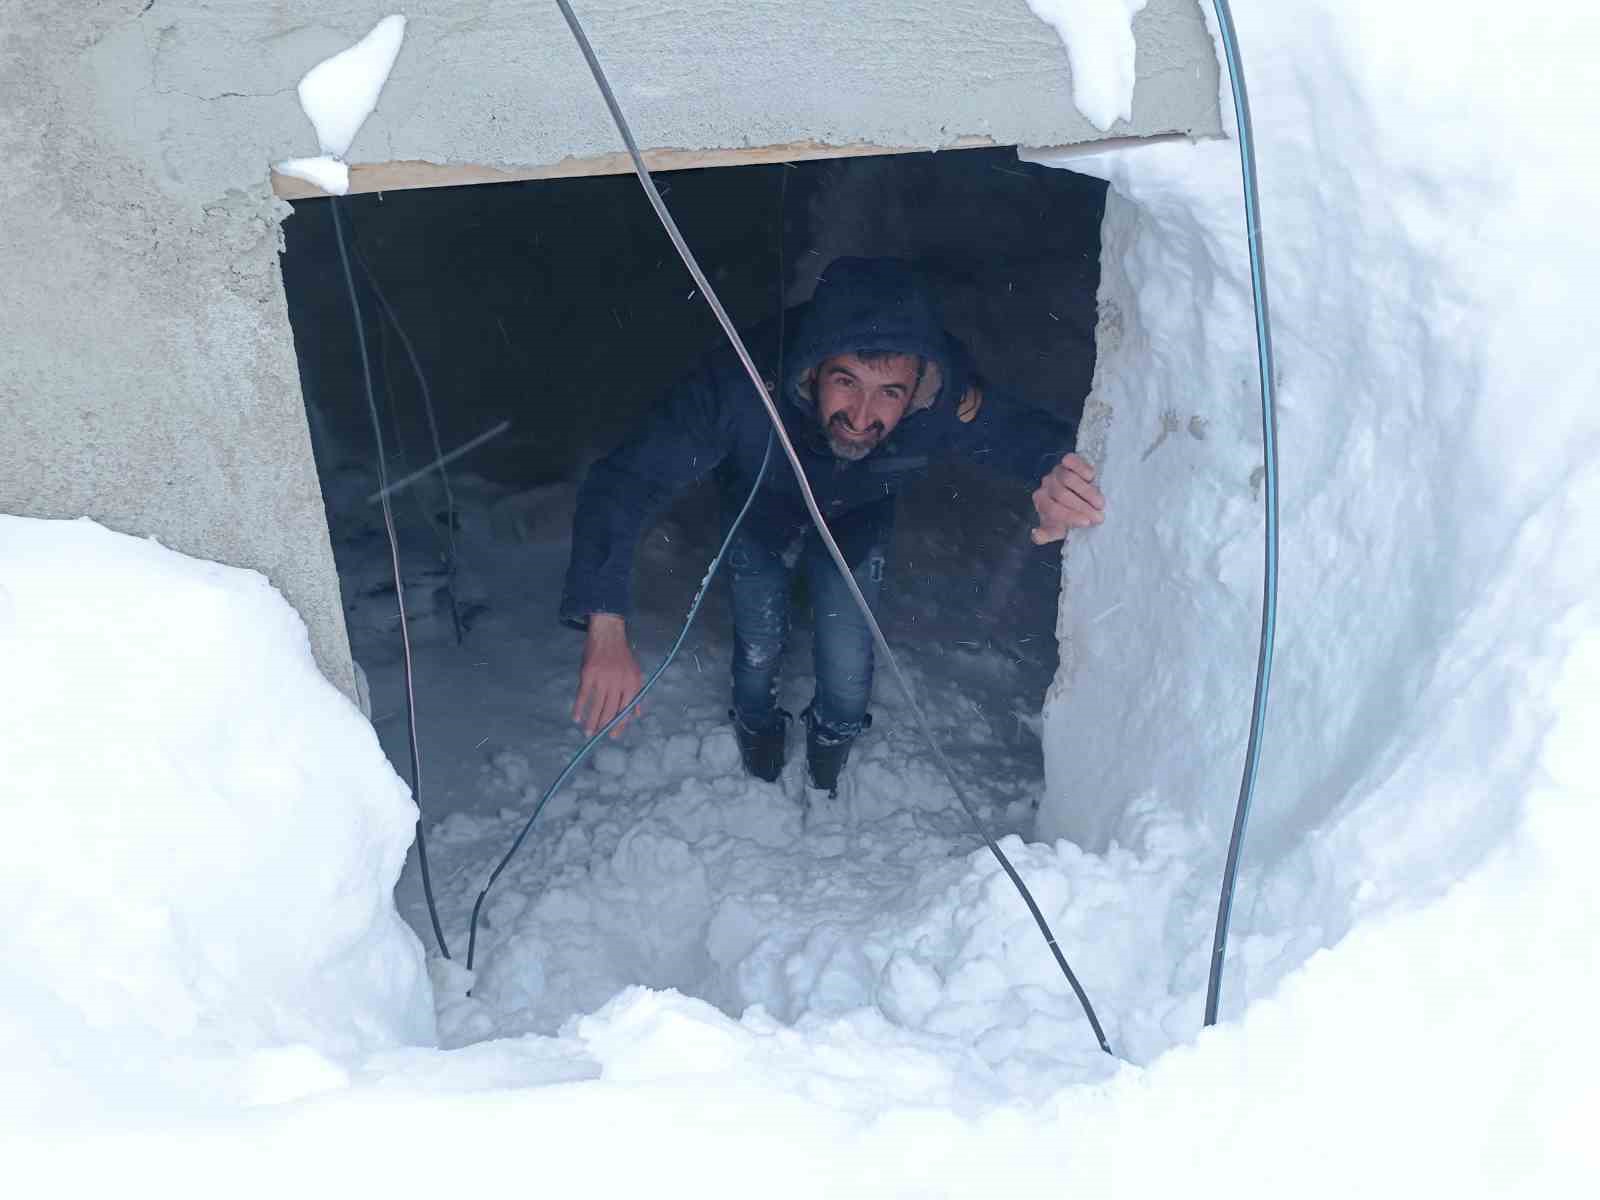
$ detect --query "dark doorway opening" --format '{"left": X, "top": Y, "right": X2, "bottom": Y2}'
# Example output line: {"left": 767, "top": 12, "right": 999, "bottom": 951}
{"left": 279, "top": 146, "right": 1106, "bottom": 1035}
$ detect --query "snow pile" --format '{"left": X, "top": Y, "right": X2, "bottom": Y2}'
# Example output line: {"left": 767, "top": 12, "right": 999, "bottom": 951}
{"left": 276, "top": 154, "right": 350, "bottom": 197}
{"left": 419, "top": 703, "right": 1120, "bottom": 1069}
{"left": 1025, "top": 0, "right": 1149, "bottom": 130}
{"left": 1028, "top": 0, "right": 1600, "bottom": 1029}
{"left": 5, "top": 1, "right": 1597, "bottom": 1190}
{"left": 277, "top": 14, "right": 407, "bottom": 196}
{"left": 0, "top": 517, "right": 433, "bottom": 1120}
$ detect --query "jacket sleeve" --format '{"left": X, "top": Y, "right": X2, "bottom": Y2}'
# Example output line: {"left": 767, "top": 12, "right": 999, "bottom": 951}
{"left": 559, "top": 353, "right": 738, "bottom": 627}
{"left": 951, "top": 375, "right": 1081, "bottom": 486}
{"left": 939, "top": 334, "right": 1080, "bottom": 484}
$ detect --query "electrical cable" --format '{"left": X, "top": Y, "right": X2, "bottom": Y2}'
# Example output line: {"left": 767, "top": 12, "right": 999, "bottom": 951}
{"left": 329, "top": 195, "right": 453, "bottom": 960}
{"left": 1203, "top": 0, "right": 1280, "bottom": 1027}
{"left": 552, "top": 0, "right": 1112, "bottom": 1055}
{"left": 465, "top": 158, "right": 794, "bottom": 972}
{"left": 465, "top": 429, "right": 773, "bottom": 969}
{"left": 350, "top": 244, "right": 467, "bottom": 645}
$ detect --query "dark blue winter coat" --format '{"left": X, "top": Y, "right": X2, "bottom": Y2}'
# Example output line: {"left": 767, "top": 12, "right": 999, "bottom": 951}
{"left": 560, "top": 257, "right": 1081, "bottom": 626}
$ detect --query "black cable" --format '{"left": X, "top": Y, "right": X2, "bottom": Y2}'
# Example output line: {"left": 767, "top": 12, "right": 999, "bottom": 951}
{"left": 350, "top": 244, "right": 467, "bottom": 646}
{"left": 553, "top": 0, "right": 1112, "bottom": 1055}
{"left": 466, "top": 157, "right": 794, "bottom": 971}
{"left": 1204, "top": 0, "right": 1280, "bottom": 1026}
{"left": 329, "top": 196, "right": 453, "bottom": 960}
{"left": 465, "top": 431, "right": 773, "bottom": 969}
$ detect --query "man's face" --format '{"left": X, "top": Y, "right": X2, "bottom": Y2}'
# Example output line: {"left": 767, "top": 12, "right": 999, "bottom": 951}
{"left": 814, "top": 353, "right": 919, "bottom": 461}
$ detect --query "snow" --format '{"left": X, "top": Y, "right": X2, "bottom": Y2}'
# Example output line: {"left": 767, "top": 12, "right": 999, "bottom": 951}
{"left": 297, "top": 14, "right": 407, "bottom": 158}
{"left": 274, "top": 15, "right": 406, "bottom": 195}
{"left": 1025, "top": 0, "right": 1149, "bottom": 131}
{"left": 275, "top": 155, "right": 350, "bottom": 196}
{"left": 0, "top": 516, "right": 434, "bottom": 1122}
{"left": 4, "top": 1, "right": 1599, "bottom": 1192}
{"left": 319, "top": 464, "right": 1087, "bottom": 1059}
{"left": 1025, "top": 0, "right": 1600, "bottom": 1022}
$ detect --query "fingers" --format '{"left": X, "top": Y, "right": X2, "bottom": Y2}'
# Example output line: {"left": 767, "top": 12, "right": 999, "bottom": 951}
{"left": 574, "top": 667, "right": 645, "bottom": 738}
{"left": 609, "top": 688, "right": 645, "bottom": 739}
{"left": 1032, "top": 482, "right": 1103, "bottom": 532}
{"left": 1031, "top": 454, "right": 1105, "bottom": 544}
{"left": 572, "top": 672, "right": 599, "bottom": 732}
{"left": 574, "top": 669, "right": 612, "bottom": 737}
{"left": 1060, "top": 452, "right": 1096, "bottom": 481}
{"left": 1052, "top": 454, "right": 1106, "bottom": 512}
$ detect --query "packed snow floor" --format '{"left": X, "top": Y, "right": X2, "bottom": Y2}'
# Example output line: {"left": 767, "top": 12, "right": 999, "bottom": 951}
{"left": 330, "top": 462, "right": 1244, "bottom": 1074}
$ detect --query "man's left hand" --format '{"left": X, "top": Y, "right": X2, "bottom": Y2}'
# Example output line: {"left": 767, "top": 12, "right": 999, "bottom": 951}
{"left": 1031, "top": 453, "right": 1105, "bottom": 544}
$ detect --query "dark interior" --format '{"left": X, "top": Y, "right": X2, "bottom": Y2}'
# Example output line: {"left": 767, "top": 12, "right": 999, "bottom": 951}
{"left": 279, "top": 146, "right": 1107, "bottom": 794}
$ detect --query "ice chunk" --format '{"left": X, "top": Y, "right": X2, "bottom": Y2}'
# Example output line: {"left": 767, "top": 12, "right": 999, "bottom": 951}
{"left": 275, "top": 154, "right": 350, "bottom": 196}
{"left": 1025, "top": 0, "right": 1148, "bottom": 131}
{"left": 296, "top": 14, "right": 407, "bottom": 159}
{"left": 0, "top": 516, "right": 434, "bottom": 1110}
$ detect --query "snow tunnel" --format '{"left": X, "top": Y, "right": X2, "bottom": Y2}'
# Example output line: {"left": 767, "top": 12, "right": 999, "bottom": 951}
{"left": 279, "top": 147, "right": 1114, "bottom": 1039}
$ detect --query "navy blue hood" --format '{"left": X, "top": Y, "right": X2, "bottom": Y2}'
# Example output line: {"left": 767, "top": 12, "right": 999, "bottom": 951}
{"left": 785, "top": 257, "right": 954, "bottom": 416}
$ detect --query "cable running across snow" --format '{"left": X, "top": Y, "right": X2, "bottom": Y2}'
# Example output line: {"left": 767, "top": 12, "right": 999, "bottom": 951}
{"left": 464, "top": 162, "right": 792, "bottom": 972}
{"left": 329, "top": 195, "right": 453, "bottom": 960}
{"left": 1203, "top": 0, "right": 1281, "bottom": 1027}
{"left": 550, "top": 0, "right": 1113, "bottom": 1055}
{"left": 464, "top": 430, "right": 774, "bottom": 969}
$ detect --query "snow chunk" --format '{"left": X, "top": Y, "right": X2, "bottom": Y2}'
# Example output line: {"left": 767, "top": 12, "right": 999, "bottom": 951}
{"left": 297, "top": 14, "right": 407, "bottom": 159}
{"left": 0, "top": 517, "right": 433, "bottom": 1115}
{"left": 276, "top": 155, "right": 350, "bottom": 196}
{"left": 1025, "top": 0, "right": 1149, "bottom": 131}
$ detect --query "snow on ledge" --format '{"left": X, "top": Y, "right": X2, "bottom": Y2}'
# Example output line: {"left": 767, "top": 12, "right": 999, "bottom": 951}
{"left": 275, "top": 155, "right": 350, "bottom": 196}
{"left": 298, "top": 14, "right": 407, "bottom": 159}
{"left": 1025, "top": 0, "right": 1150, "bottom": 131}
{"left": 274, "top": 15, "right": 406, "bottom": 197}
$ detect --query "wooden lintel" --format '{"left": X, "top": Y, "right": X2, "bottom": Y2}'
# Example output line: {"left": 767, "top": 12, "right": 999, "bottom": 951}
{"left": 1020, "top": 132, "right": 1195, "bottom": 161}
{"left": 270, "top": 135, "right": 1002, "bottom": 200}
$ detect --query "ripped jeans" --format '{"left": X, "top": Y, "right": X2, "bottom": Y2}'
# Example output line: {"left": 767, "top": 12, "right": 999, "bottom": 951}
{"left": 728, "top": 525, "right": 884, "bottom": 744}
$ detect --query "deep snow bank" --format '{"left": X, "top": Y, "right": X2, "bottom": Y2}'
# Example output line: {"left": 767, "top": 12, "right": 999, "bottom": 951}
{"left": 1033, "top": 0, "right": 1600, "bottom": 994}
{"left": 2, "top": 2, "right": 1596, "bottom": 1191}
{"left": 0, "top": 517, "right": 433, "bottom": 1118}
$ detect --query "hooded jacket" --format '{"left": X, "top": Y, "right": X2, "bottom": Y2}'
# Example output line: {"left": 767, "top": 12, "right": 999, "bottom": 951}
{"left": 560, "top": 257, "right": 1081, "bottom": 626}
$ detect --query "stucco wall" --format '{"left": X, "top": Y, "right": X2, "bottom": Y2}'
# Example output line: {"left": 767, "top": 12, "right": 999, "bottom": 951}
{"left": 0, "top": 0, "right": 1219, "bottom": 701}
{"left": 0, "top": 1, "right": 359, "bottom": 697}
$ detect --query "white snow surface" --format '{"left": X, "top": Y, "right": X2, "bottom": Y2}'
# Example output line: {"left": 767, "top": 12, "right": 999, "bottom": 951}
{"left": 0, "top": 517, "right": 434, "bottom": 1120}
{"left": 296, "top": 14, "right": 406, "bottom": 159}
{"left": 1025, "top": 0, "right": 1149, "bottom": 131}
{"left": 275, "top": 155, "right": 351, "bottom": 196}
{"left": 5, "top": 2, "right": 1599, "bottom": 1193}
{"left": 1028, "top": 0, "right": 1600, "bottom": 1014}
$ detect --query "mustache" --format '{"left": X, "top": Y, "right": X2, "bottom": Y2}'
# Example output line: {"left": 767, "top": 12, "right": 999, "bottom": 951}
{"left": 828, "top": 412, "right": 884, "bottom": 438}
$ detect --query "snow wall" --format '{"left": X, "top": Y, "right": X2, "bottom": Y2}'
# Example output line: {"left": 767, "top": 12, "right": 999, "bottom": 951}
{"left": 1034, "top": 1, "right": 1600, "bottom": 976}
{"left": 0, "top": 518, "right": 435, "bottom": 1117}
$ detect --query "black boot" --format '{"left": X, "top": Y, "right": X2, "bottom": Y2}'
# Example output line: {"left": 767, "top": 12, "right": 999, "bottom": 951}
{"left": 803, "top": 709, "right": 871, "bottom": 796}
{"left": 731, "top": 709, "right": 790, "bottom": 783}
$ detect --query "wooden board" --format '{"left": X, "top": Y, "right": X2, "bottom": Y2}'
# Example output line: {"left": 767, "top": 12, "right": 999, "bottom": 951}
{"left": 269, "top": 135, "right": 1004, "bottom": 199}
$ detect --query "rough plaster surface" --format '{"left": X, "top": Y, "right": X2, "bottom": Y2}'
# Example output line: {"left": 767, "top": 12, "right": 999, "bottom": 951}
{"left": 88, "top": 1, "right": 1219, "bottom": 206}
{"left": 0, "top": 0, "right": 356, "bottom": 697}
{"left": 0, "top": 0, "right": 1217, "bottom": 700}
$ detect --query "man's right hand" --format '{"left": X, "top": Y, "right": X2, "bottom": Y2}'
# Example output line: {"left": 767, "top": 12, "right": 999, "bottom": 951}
{"left": 573, "top": 614, "right": 646, "bottom": 738}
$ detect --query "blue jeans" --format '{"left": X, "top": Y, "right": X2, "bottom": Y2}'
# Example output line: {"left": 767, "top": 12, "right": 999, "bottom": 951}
{"left": 728, "top": 526, "right": 884, "bottom": 743}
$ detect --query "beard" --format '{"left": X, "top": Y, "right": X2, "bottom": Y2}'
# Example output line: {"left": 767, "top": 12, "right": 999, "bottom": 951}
{"left": 824, "top": 412, "right": 884, "bottom": 461}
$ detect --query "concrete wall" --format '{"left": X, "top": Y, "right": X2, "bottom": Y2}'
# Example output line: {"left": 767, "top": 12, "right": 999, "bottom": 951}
{"left": 0, "top": 1, "right": 360, "bottom": 696}
{"left": 0, "top": 0, "right": 1219, "bottom": 700}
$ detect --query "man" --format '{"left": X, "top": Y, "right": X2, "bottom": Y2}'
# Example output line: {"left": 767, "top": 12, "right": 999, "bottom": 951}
{"left": 561, "top": 256, "right": 1104, "bottom": 794}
